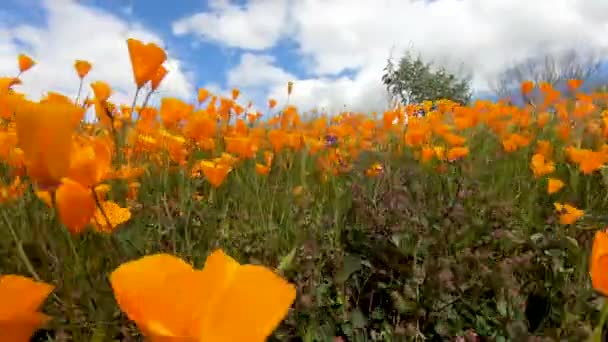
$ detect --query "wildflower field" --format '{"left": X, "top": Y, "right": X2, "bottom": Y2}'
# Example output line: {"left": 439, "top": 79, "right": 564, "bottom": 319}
{"left": 1, "top": 39, "right": 608, "bottom": 341}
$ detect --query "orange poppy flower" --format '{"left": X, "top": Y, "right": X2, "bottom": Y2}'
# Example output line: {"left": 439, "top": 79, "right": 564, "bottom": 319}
{"left": 530, "top": 154, "right": 555, "bottom": 178}
{"left": 68, "top": 136, "right": 112, "bottom": 188}
{"left": 553, "top": 202, "right": 584, "bottom": 225}
{"left": 567, "top": 79, "right": 583, "bottom": 91}
{"left": 0, "top": 275, "right": 54, "bottom": 342}
{"left": 255, "top": 163, "right": 270, "bottom": 175}
{"left": 109, "top": 250, "right": 296, "bottom": 341}
{"left": 198, "top": 88, "right": 210, "bottom": 104}
{"left": 55, "top": 178, "right": 96, "bottom": 234}
{"left": 268, "top": 98, "right": 277, "bottom": 109}
{"left": 15, "top": 100, "right": 81, "bottom": 189}
{"left": 231, "top": 88, "right": 240, "bottom": 100}
{"left": 126, "top": 38, "right": 167, "bottom": 88}
{"left": 0, "top": 77, "right": 22, "bottom": 94}
{"left": 447, "top": 147, "right": 469, "bottom": 161}
{"left": 591, "top": 230, "right": 608, "bottom": 296}
{"left": 18, "top": 54, "right": 35, "bottom": 73}
{"left": 90, "top": 81, "right": 112, "bottom": 102}
{"left": 547, "top": 178, "right": 564, "bottom": 194}
{"left": 520, "top": 80, "right": 534, "bottom": 95}
{"left": 151, "top": 65, "right": 168, "bottom": 91}
{"left": 365, "top": 162, "right": 384, "bottom": 177}
{"left": 74, "top": 60, "right": 92, "bottom": 78}
{"left": 199, "top": 161, "right": 231, "bottom": 187}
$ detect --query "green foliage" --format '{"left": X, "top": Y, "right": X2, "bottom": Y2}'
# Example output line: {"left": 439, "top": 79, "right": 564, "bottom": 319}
{"left": 2, "top": 137, "right": 606, "bottom": 341}
{"left": 382, "top": 51, "right": 472, "bottom": 105}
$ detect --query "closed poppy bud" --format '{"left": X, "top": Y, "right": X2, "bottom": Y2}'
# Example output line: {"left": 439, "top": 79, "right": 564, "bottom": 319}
{"left": 74, "top": 60, "right": 92, "bottom": 79}
{"left": 18, "top": 54, "right": 35, "bottom": 73}
{"left": 287, "top": 81, "right": 293, "bottom": 96}
{"left": 521, "top": 80, "right": 534, "bottom": 96}
{"left": 231, "top": 88, "right": 240, "bottom": 100}
{"left": 268, "top": 98, "right": 277, "bottom": 109}
{"left": 198, "top": 88, "right": 210, "bottom": 104}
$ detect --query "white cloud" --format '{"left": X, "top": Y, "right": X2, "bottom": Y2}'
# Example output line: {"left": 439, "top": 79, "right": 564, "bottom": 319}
{"left": 172, "top": 0, "right": 289, "bottom": 50}
{"left": 191, "top": 0, "right": 608, "bottom": 113}
{"left": 0, "top": 0, "right": 194, "bottom": 108}
{"left": 227, "top": 53, "right": 387, "bottom": 114}
{"left": 227, "top": 53, "right": 293, "bottom": 87}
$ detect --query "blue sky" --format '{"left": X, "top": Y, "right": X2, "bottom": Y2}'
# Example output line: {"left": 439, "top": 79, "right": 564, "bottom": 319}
{"left": 1, "top": 0, "right": 608, "bottom": 114}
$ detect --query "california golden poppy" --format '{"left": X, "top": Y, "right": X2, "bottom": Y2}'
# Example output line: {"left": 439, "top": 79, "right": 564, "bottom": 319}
{"left": 127, "top": 38, "right": 167, "bottom": 88}
{"left": 55, "top": 178, "right": 96, "bottom": 234}
{"left": 268, "top": 98, "right": 277, "bottom": 109}
{"left": 68, "top": 136, "right": 112, "bottom": 188}
{"left": 0, "top": 77, "right": 22, "bottom": 94}
{"left": 90, "top": 81, "right": 112, "bottom": 102}
{"left": 520, "top": 81, "right": 534, "bottom": 96}
{"left": 151, "top": 65, "right": 168, "bottom": 91}
{"left": 110, "top": 250, "right": 296, "bottom": 341}
{"left": 591, "top": 230, "right": 608, "bottom": 296}
{"left": 199, "top": 161, "right": 231, "bottom": 187}
{"left": 231, "top": 88, "right": 240, "bottom": 100}
{"left": 15, "top": 100, "right": 81, "bottom": 189}
{"left": 17, "top": 54, "right": 35, "bottom": 73}
{"left": 74, "top": 60, "right": 92, "bottom": 79}
{"left": 0, "top": 275, "right": 54, "bottom": 342}
{"left": 553, "top": 202, "right": 584, "bottom": 225}
{"left": 198, "top": 88, "right": 210, "bottom": 104}
{"left": 547, "top": 178, "right": 564, "bottom": 194}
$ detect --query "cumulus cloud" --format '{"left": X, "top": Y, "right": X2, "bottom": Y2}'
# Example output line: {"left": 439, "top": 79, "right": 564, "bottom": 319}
{"left": 172, "top": 0, "right": 289, "bottom": 50}
{"left": 178, "top": 0, "right": 608, "bottom": 113}
{"left": 0, "top": 0, "right": 194, "bottom": 107}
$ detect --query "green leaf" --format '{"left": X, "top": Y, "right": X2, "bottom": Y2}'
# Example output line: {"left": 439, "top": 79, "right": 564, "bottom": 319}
{"left": 350, "top": 308, "right": 367, "bottom": 329}
{"left": 278, "top": 247, "right": 297, "bottom": 272}
{"left": 335, "top": 254, "right": 362, "bottom": 283}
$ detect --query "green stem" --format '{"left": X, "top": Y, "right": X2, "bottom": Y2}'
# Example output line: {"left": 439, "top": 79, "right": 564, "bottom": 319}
{"left": 92, "top": 188, "right": 113, "bottom": 231}
{"left": 2, "top": 209, "right": 41, "bottom": 281}
{"left": 75, "top": 78, "right": 84, "bottom": 106}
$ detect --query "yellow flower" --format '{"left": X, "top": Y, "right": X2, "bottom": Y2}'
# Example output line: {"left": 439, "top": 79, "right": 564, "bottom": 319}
{"left": 110, "top": 250, "right": 296, "bottom": 341}
{"left": 0, "top": 275, "right": 54, "bottom": 342}
{"left": 92, "top": 201, "right": 131, "bottom": 233}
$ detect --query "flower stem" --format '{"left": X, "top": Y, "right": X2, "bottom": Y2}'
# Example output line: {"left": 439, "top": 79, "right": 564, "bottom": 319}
{"left": 2, "top": 209, "right": 41, "bottom": 281}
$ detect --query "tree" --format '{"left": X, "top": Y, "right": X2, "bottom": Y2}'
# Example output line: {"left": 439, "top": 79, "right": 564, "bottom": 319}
{"left": 490, "top": 48, "right": 606, "bottom": 99}
{"left": 382, "top": 50, "right": 472, "bottom": 107}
